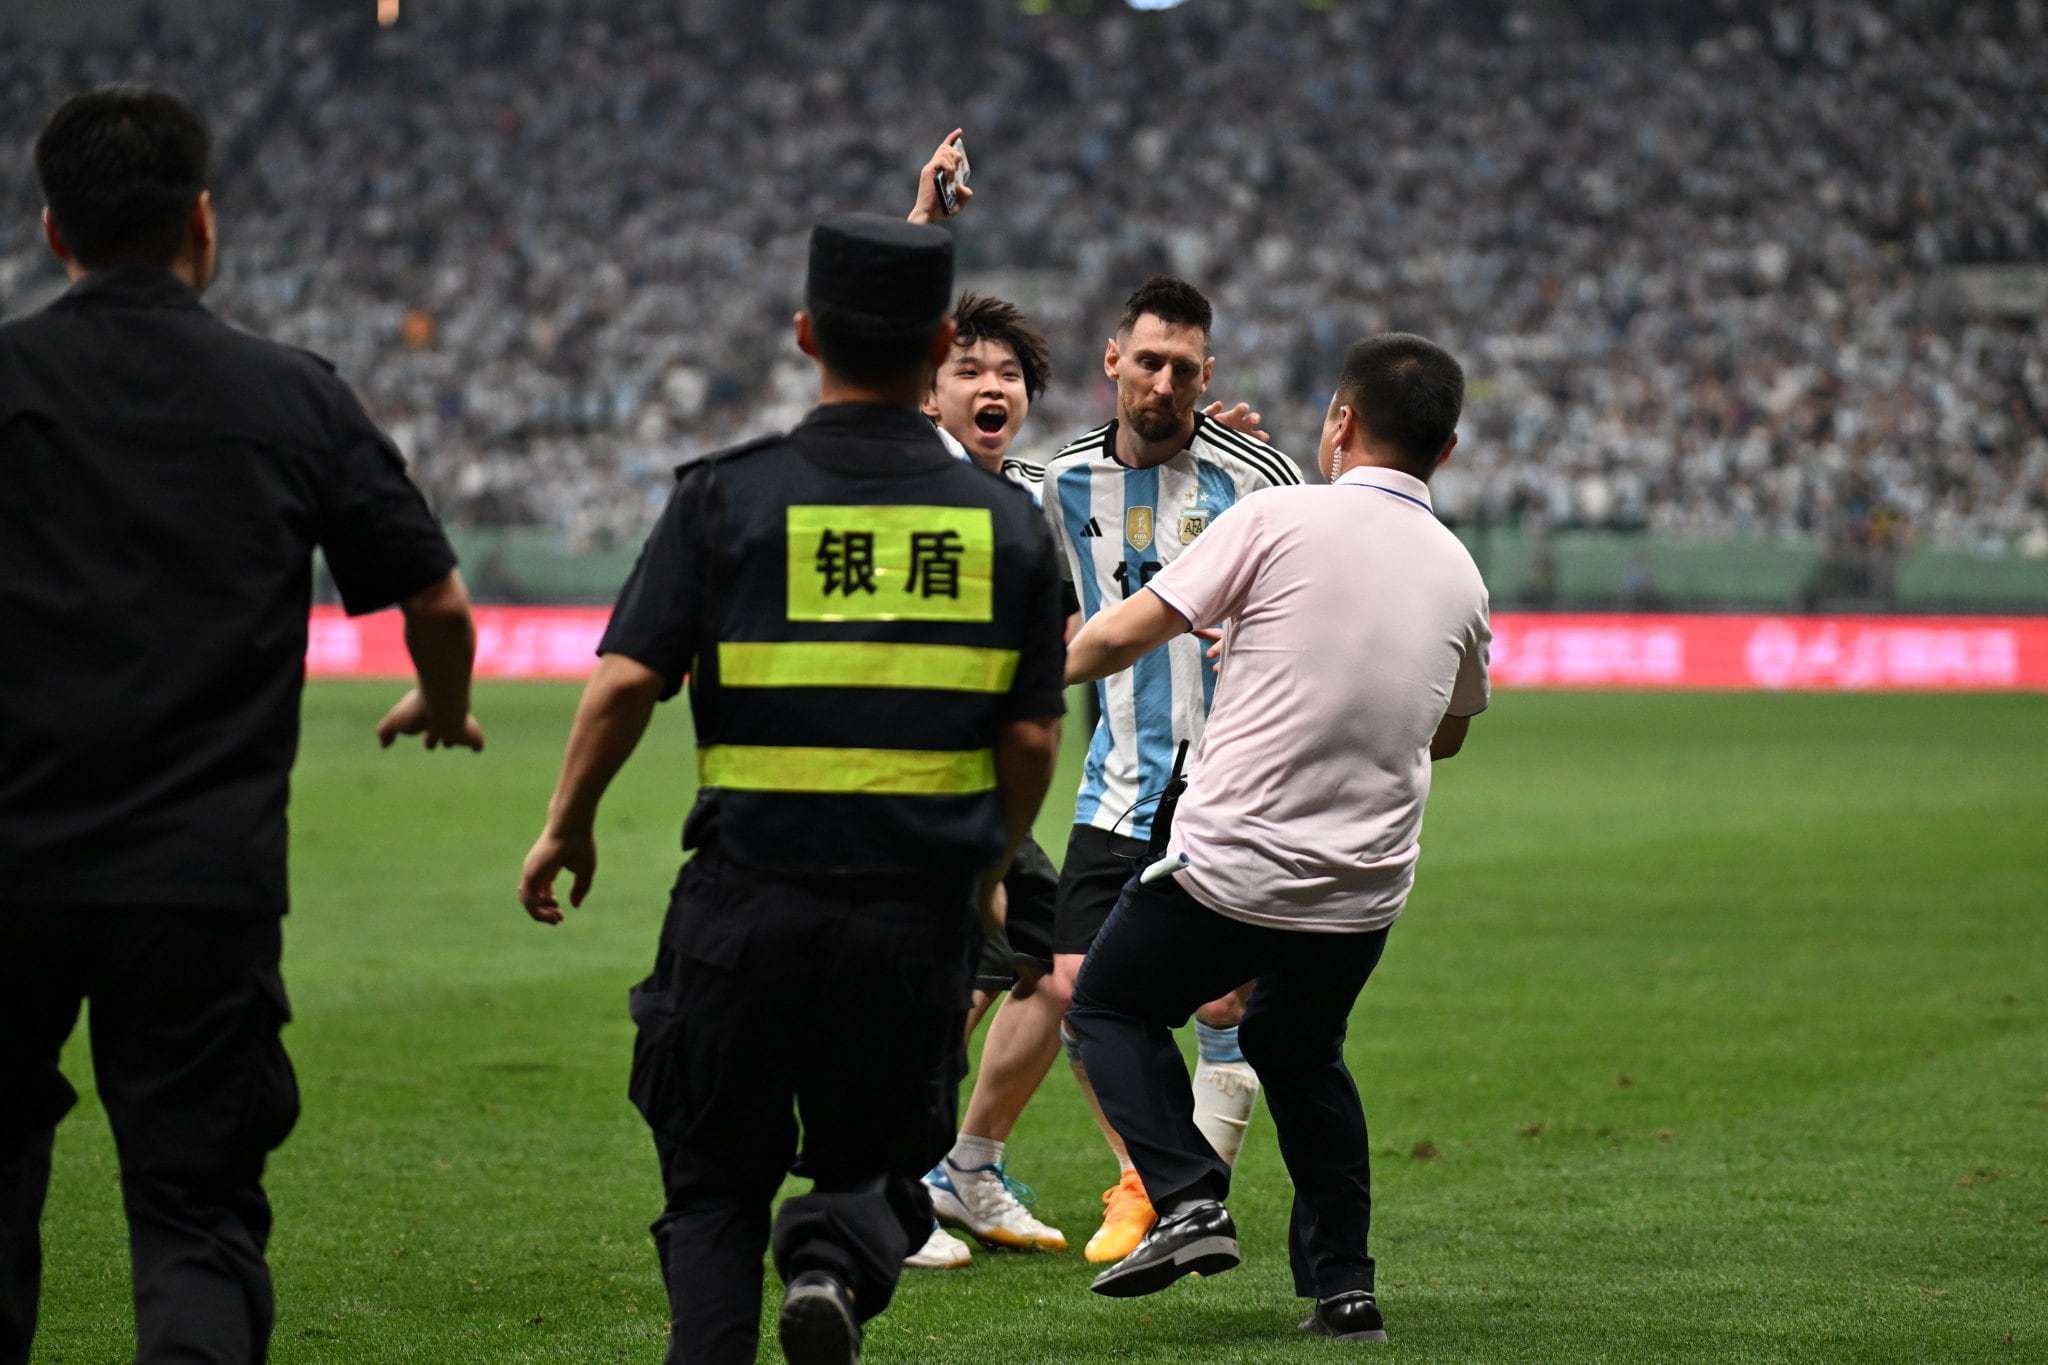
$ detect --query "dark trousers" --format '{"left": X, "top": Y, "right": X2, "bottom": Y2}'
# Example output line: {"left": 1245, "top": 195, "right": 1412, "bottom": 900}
{"left": 0, "top": 907, "right": 299, "bottom": 1365}
{"left": 629, "top": 850, "right": 973, "bottom": 1365}
{"left": 1067, "top": 874, "right": 1390, "bottom": 1300}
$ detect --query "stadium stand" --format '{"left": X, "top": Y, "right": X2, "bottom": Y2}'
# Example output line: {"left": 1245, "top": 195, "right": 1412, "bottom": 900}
{"left": 3, "top": 0, "right": 2043, "bottom": 597}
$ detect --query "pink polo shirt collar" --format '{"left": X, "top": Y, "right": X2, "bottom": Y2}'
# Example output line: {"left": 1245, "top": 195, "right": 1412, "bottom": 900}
{"left": 1335, "top": 464, "right": 1434, "bottom": 512}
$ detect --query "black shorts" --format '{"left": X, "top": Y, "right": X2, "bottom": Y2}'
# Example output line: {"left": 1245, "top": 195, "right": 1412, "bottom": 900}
{"left": 1052, "top": 823, "right": 1149, "bottom": 957}
{"left": 973, "top": 835, "right": 1059, "bottom": 993}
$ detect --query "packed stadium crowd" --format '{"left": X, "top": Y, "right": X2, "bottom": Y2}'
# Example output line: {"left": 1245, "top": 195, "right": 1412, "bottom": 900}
{"left": 2, "top": 0, "right": 2043, "bottom": 559}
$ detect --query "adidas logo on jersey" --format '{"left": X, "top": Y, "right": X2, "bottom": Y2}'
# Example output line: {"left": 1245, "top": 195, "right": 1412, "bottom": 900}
{"left": 1077, "top": 517, "right": 1103, "bottom": 537}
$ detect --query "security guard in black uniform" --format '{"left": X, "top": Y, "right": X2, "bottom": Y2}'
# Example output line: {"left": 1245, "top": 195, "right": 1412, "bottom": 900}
{"left": 518, "top": 214, "right": 1066, "bottom": 1365}
{"left": 2, "top": 88, "right": 481, "bottom": 1365}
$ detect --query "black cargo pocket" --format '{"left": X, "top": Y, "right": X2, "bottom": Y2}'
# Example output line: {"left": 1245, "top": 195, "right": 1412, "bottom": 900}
{"left": 626, "top": 976, "right": 687, "bottom": 1139}
{"left": 628, "top": 852, "right": 748, "bottom": 1139}
{"left": 241, "top": 965, "right": 301, "bottom": 1158}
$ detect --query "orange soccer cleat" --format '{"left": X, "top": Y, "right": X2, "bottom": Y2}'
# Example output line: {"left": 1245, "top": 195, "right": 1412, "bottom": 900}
{"left": 1083, "top": 1168, "right": 1157, "bottom": 1264}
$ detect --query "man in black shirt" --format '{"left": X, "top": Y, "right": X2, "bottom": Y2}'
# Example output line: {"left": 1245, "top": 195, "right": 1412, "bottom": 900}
{"left": 0, "top": 86, "right": 481, "bottom": 1365}
{"left": 518, "top": 214, "right": 1066, "bottom": 1365}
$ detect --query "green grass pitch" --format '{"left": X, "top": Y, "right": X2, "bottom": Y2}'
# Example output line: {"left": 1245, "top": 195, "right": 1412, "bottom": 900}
{"left": 29, "top": 683, "right": 2048, "bottom": 1363}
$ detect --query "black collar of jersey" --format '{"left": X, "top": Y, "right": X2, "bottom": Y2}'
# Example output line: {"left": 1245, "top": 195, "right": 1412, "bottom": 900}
{"left": 1102, "top": 410, "right": 1209, "bottom": 470}
{"left": 50, "top": 265, "right": 207, "bottom": 314}
{"left": 794, "top": 402, "right": 955, "bottom": 475}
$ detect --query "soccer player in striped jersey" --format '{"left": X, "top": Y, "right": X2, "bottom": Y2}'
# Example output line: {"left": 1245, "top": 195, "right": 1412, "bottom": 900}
{"left": 1041, "top": 275, "right": 1305, "bottom": 1263}
{"left": 904, "top": 142, "right": 1282, "bottom": 1271}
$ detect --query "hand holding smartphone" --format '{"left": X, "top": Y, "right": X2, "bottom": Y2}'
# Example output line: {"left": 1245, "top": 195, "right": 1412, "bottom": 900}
{"left": 935, "top": 137, "right": 970, "bottom": 217}
{"left": 908, "top": 130, "right": 973, "bottom": 225}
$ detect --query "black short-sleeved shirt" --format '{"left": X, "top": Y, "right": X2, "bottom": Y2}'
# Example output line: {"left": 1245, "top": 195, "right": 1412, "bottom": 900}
{"left": 0, "top": 268, "right": 456, "bottom": 914}
{"left": 599, "top": 403, "right": 1067, "bottom": 877}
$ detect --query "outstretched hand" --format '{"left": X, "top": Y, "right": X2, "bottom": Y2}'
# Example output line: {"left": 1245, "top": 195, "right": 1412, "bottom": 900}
{"left": 375, "top": 687, "right": 484, "bottom": 751}
{"left": 1204, "top": 401, "right": 1269, "bottom": 443}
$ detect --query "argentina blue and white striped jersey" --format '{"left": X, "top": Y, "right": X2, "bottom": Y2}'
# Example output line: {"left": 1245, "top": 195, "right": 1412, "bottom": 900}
{"left": 998, "top": 456, "right": 1047, "bottom": 502}
{"left": 1042, "top": 413, "right": 1304, "bottom": 840}
{"left": 936, "top": 421, "right": 1047, "bottom": 504}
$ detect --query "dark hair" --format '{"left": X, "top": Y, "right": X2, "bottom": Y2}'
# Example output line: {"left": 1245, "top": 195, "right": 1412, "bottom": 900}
{"left": 948, "top": 292, "right": 1052, "bottom": 400}
{"left": 1117, "top": 275, "right": 1211, "bottom": 340}
{"left": 1334, "top": 333, "right": 1465, "bottom": 476}
{"left": 805, "top": 296, "right": 947, "bottom": 389}
{"left": 35, "top": 85, "right": 210, "bottom": 270}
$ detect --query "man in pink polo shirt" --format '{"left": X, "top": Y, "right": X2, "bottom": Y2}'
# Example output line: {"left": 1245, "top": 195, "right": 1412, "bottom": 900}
{"left": 1060, "top": 333, "right": 1489, "bottom": 1345}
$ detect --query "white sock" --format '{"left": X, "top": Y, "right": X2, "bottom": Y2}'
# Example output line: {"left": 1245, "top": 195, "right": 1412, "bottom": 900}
{"left": 948, "top": 1135, "right": 1004, "bottom": 1171}
{"left": 1192, "top": 1047, "right": 1260, "bottom": 1167}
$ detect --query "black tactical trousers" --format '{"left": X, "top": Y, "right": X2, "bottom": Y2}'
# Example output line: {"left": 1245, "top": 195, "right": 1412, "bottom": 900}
{"left": 630, "top": 849, "right": 974, "bottom": 1365}
{"left": 0, "top": 907, "right": 299, "bottom": 1365}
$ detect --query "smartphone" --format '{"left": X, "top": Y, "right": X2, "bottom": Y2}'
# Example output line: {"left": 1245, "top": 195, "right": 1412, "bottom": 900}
{"left": 935, "top": 138, "right": 970, "bottom": 217}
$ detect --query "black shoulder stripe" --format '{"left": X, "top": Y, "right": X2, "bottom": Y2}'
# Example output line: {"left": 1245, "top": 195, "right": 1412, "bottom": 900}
{"left": 1241, "top": 444, "right": 1306, "bottom": 488}
{"left": 1257, "top": 449, "right": 1308, "bottom": 486}
{"left": 1204, "top": 418, "right": 1284, "bottom": 462}
{"left": 1048, "top": 422, "right": 1114, "bottom": 466}
{"left": 1204, "top": 425, "right": 1303, "bottom": 487}
{"left": 1199, "top": 416, "right": 1284, "bottom": 463}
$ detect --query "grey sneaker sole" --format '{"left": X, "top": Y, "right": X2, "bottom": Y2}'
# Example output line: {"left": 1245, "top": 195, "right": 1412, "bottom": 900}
{"left": 1090, "top": 1234, "right": 1240, "bottom": 1298}
{"left": 778, "top": 1283, "right": 859, "bottom": 1364}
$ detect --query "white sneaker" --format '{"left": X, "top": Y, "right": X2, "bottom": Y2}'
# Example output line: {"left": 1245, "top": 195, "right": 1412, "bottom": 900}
{"left": 925, "top": 1160, "right": 1068, "bottom": 1252}
{"left": 904, "top": 1221, "right": 972, "bottom": 1269}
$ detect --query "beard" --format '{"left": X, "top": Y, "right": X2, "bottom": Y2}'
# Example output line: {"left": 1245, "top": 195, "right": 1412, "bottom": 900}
{"left": 1124, "top": 401, "right": 1184, "bottom": 443}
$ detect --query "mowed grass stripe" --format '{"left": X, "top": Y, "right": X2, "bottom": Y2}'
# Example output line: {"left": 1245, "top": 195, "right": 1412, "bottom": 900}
{"left": 31, "top": 684, "right": 2046, "bottom": 1363}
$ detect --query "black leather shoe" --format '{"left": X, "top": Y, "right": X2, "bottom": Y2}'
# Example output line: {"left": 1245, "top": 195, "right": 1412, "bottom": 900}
{"left": 1089, "top": 1200, "right": 1239, "bottom": 1298}
{"left": 1298, "top": 1289, "right": 1389, "bottom": 1343}
{"left": 778, "top": 1270, "right": 860, "bottom": 1364}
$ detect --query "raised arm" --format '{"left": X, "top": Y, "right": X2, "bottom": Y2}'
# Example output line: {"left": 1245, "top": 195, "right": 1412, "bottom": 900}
{"left": 907, "top": 127, "right": 972, "bottom": 224}
{"left": 1064, "top": 587, "right": 1191, "bottom": 687}
{"left": 517, "top": 653, "right": 665, "bottom": 923}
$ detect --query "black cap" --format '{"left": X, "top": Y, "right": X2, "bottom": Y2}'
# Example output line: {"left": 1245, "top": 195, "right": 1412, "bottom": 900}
{"left": 805, "top": 212, "right": 954, "bottom": 335}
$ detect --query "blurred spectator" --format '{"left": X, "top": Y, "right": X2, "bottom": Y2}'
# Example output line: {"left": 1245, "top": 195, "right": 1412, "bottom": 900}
{"left": 1621, "top": 548, "right": 1664, "bottom": 609}
{"left": 2, "top": 0, "right": 2042, "bottom": 557}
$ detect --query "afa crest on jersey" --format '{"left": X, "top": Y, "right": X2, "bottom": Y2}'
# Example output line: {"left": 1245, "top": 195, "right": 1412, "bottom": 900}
{"left": 1179, "top": 512, "right": 1208, "bottom": 542}
{"left": 1125, "top": 506, "right": 1155, "bottom": 550}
